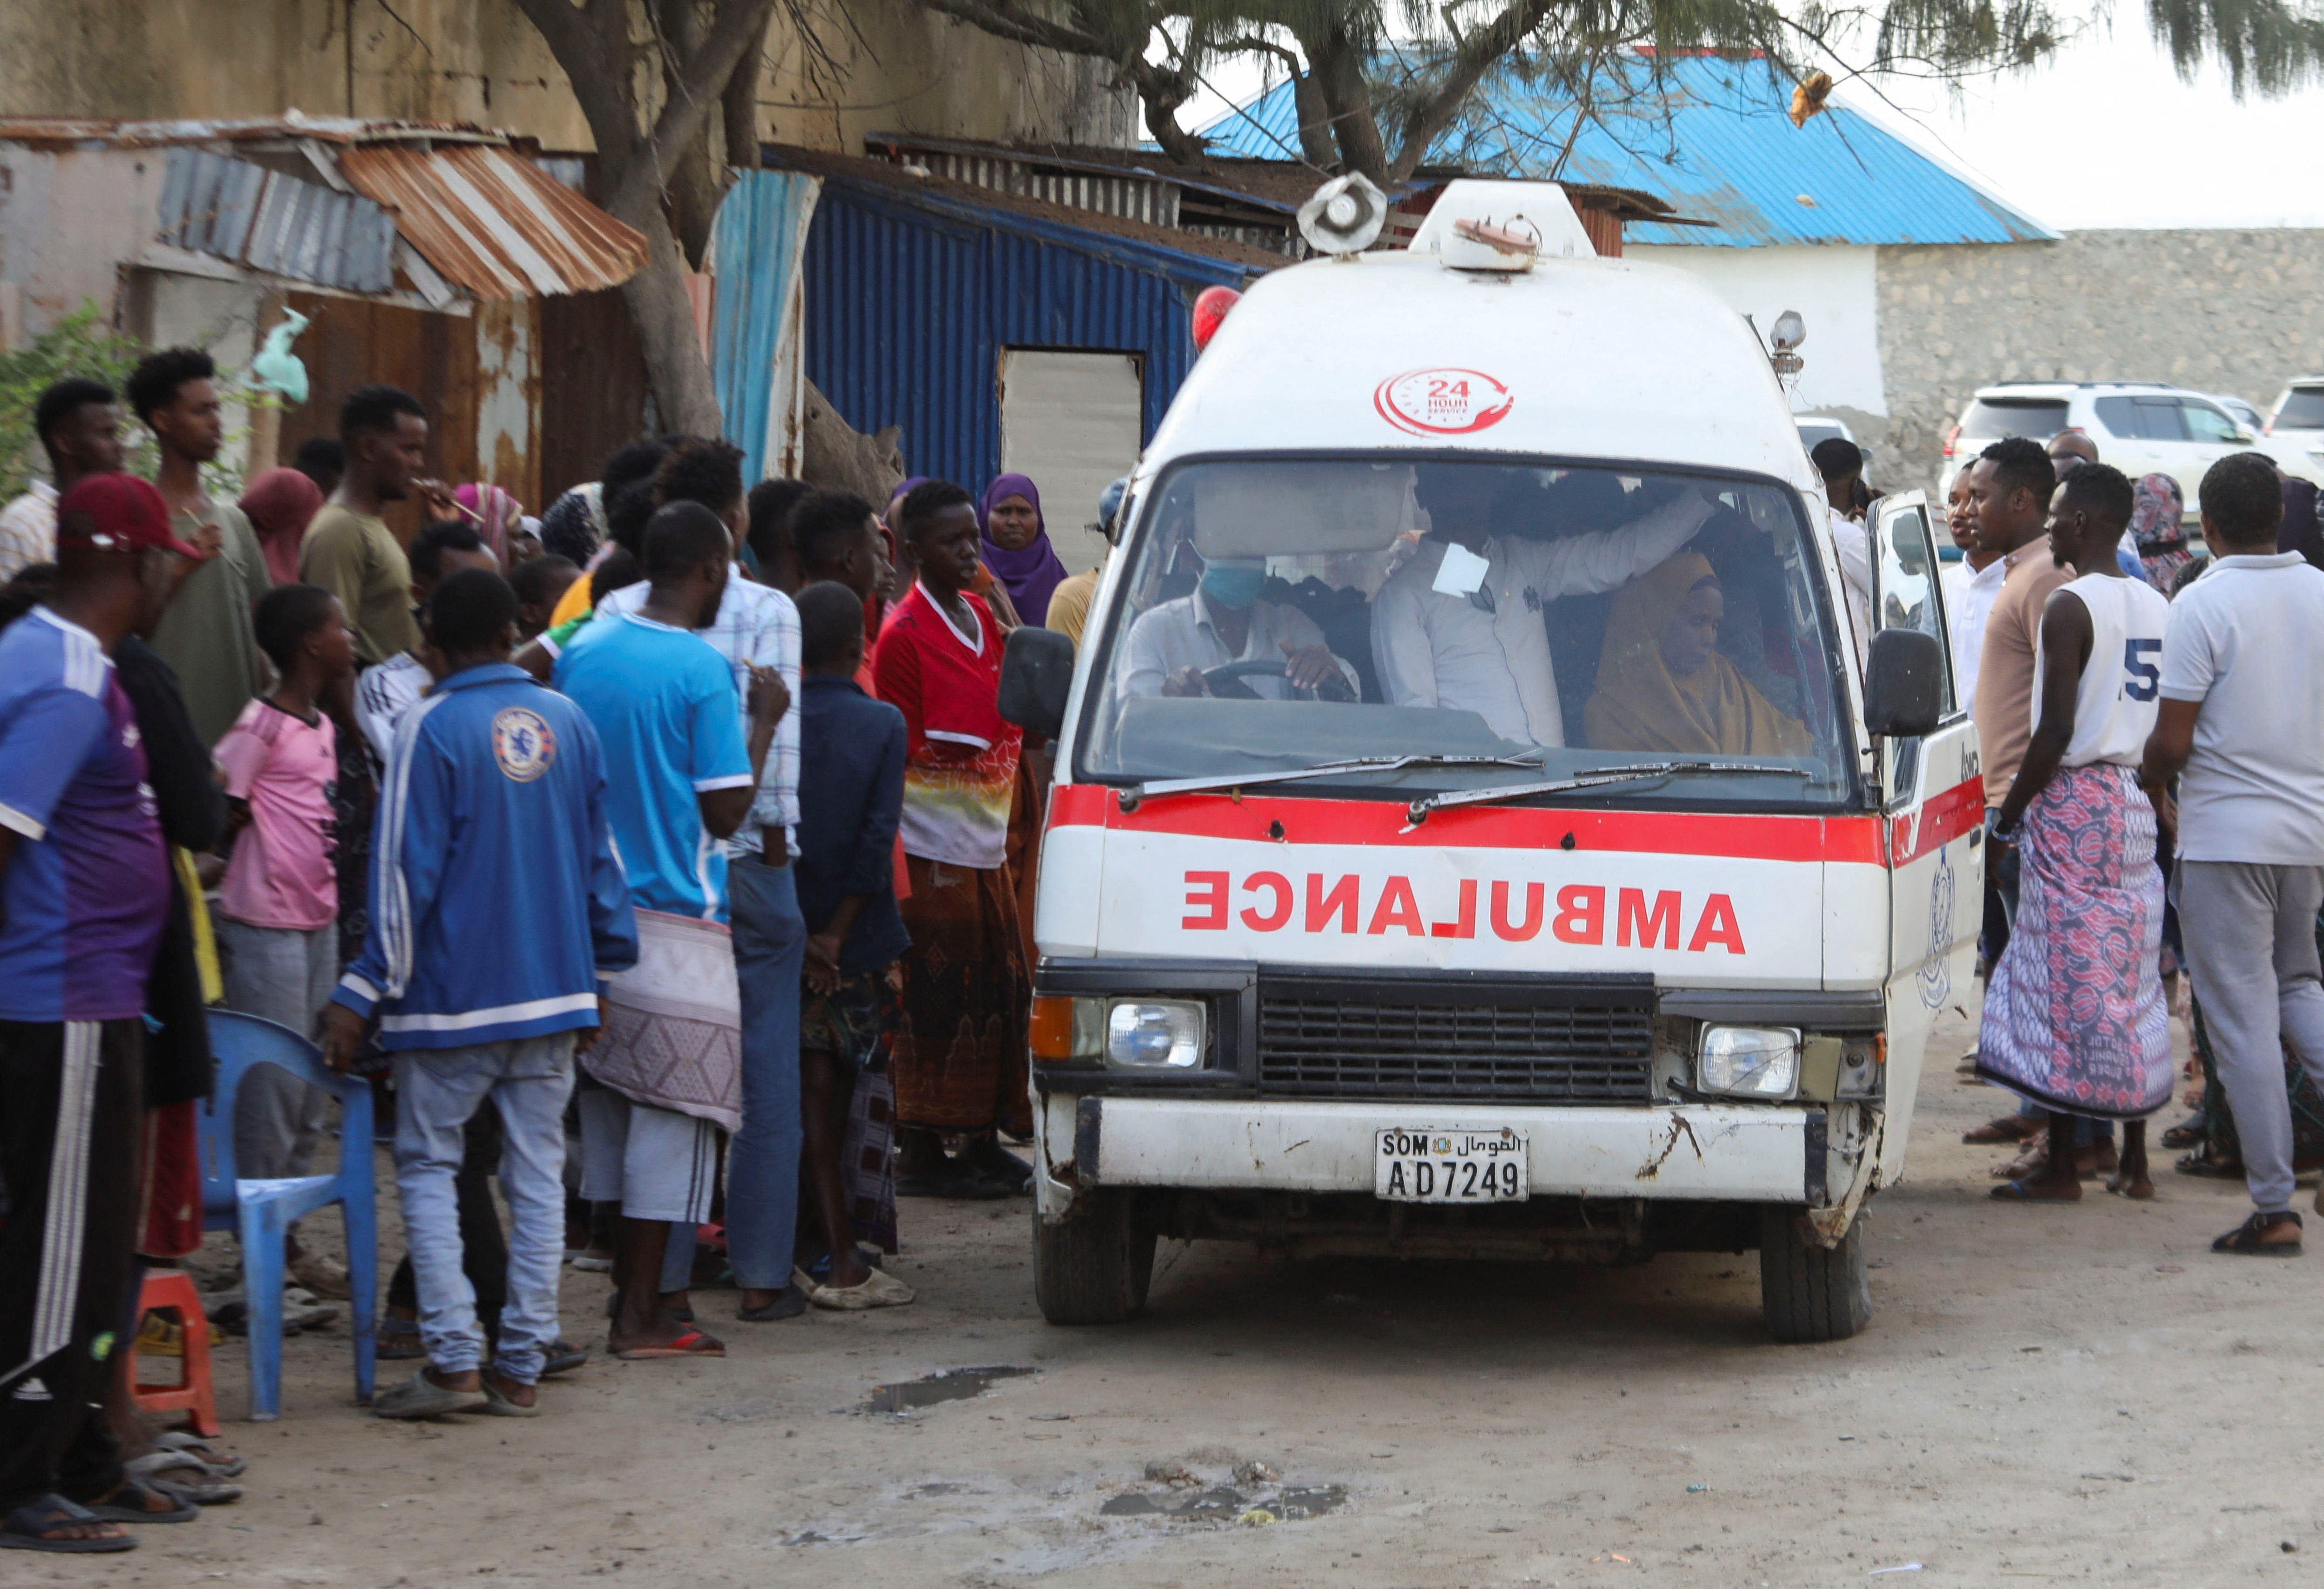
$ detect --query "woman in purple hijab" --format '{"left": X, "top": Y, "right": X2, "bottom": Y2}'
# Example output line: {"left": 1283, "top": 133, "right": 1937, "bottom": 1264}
{"left": 978, "top": 473, "right": 1069, "bottom": 627}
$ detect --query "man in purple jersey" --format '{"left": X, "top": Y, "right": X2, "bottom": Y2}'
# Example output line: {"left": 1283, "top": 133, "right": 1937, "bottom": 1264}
{"left": 0, "top": 474, "right": 197, "bottom": 1555}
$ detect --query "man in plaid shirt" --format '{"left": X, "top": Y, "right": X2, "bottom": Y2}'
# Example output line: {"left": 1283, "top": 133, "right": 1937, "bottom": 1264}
{"left": 595, "top": 439, "right": 809, "bottom": 1321}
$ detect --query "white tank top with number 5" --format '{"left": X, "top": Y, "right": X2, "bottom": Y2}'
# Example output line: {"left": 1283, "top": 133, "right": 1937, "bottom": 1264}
{"left": 2033, "top": 571, "right": 2172, "bottom": 769}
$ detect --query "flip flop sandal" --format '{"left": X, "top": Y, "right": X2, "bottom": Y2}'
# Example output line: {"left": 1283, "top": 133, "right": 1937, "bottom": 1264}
{"left": 154, "top": 1432, "right": 245, "bottom": 1477}
{"left": 738, "top": 1286, "right": 808, "bottom": 1323}
{"left": 807, "top": 1268, "right": 917, "bottom": 1310}
{"left": 479, "top": 1380, "right": 541, "bottom": 1418}
{"left": 612, "top": 1326, "right": 725, "bottom": 1360}
{"left": 2105, "top": 1174, "right": 2157, "bottom": 1200}
{"left": 2159, "top": 1118, "right": 2206, "bottom": 1150}
{"left": 81, "top": 1481, "right": 199, "bottom": 1524}
{"left": 377, "top": 1316, "right": 426, "bottom": 1360}
{"left": 148, "top": 1475, "right": 242, "bottom": 1507}
{"left": 372, "top": 1371, "right": 490, "bottom": 1420}
{"left": 1989, "top": 1179, "right": 2077, "bottom": 1203}
{"left": 2214, "top": 1212, "right": 2303, "bottom": 1256}
{"left": 541, "top": 1341, "right": 590, "bottom": 1377}
{"left": 0, "top": 1496, "right": 136, "bottom": 1554}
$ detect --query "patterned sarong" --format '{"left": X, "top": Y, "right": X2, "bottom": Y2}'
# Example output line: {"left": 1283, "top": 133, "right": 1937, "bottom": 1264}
{"left": 890, "top": 856, "right": 1031, "bottom": 1136}
{"left": 1977, "top": 763, "right": 2173, "bottom": 1118}
{"left": 584, "top": 909, "right": 742, "bottom": 1133}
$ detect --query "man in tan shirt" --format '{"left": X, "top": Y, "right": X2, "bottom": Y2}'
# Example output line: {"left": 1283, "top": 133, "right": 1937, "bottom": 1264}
{"left": 1963, "top": 436, "right": 2076, "bottom": 1154}
{"left": 299, "top": 385, "right": 458, "bottom": 667}
{"left": 1971, "top": 437, "right": 2072, "bottom": 811}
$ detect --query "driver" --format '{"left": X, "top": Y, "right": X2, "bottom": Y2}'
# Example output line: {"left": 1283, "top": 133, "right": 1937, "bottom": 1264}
{"left": 1121, "top": 554, "right": 1358, "bottom": 701}
{"left": 1370, "top": 465, "right": 1715, "bottom": 745}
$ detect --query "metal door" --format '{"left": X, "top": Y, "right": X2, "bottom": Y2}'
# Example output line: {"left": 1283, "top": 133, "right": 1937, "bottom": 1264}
{"left": 1871, "top": 491, "right": 1985, "bottom": 1179}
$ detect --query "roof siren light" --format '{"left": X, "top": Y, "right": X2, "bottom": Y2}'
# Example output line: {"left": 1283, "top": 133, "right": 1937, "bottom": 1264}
{"left": 1297, "top": 173, "right": 1389, "bottom": 257}
{"left": 1768, "top": 309, "right": 1806, "bottom": 377}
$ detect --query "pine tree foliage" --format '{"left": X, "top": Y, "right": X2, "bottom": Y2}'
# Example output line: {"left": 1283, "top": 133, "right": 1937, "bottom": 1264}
{"left": 915, "top": 0, "right": 2324, "bottom": 183}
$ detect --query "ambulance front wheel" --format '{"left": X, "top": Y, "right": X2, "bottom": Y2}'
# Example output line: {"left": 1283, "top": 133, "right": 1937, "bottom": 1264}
{"left": 1033, "top": 1188, "right": 1155, "bottom": 1325}
{"left": 1758, "top": 1204, "right": 1872, "bottom": 1343}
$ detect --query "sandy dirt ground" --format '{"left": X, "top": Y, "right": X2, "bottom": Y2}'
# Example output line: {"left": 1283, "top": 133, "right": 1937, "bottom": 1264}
{"left": 55, "top": 997, "right": 2324, "bottom": 1589}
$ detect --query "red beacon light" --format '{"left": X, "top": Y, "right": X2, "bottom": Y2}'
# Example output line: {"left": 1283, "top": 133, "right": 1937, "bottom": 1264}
{"left": 1192, "top": 286, "right": 1241, "bottom": 353}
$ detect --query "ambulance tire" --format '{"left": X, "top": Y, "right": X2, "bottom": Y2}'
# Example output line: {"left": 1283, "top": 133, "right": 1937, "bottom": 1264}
{"left": 1757, "top": 1204, "right": 1872, "bottom": 1343}
{"left": 1033, "top": 1189, "right": 1155, "bottom": 1325}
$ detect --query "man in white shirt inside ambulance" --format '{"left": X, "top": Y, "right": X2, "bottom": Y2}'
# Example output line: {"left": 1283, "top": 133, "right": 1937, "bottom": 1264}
{"left": 1369, "top": 465, "right": 1714, "bottom": 748}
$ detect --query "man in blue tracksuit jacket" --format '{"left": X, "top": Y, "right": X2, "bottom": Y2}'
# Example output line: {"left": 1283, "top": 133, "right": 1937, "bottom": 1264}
{"left": 324, "top": 569, "right": 636, "bottom": 1421}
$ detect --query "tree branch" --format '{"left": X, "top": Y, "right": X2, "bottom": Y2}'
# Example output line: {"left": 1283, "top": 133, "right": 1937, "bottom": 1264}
{"left": 617, "top": 0, "right": 791, "bottom": 217}
{"left": 911, "top": 0, "right": 1115, "bottom": 58}
{"left": 1383, "top": 0, "right": 1555, "bottom": 182}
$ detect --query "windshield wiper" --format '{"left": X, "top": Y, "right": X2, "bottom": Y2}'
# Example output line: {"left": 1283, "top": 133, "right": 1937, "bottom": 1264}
{"left": 1118, "top": 753, "right": 1543, "bottom": 811}
{"left": 1405, "top": 761, "right": 1811, "bottom": 824}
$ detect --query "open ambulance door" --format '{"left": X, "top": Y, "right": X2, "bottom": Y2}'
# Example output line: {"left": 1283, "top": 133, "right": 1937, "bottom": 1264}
{"left": 1869, "top": 492, "right": 1985, "bottom": 1179}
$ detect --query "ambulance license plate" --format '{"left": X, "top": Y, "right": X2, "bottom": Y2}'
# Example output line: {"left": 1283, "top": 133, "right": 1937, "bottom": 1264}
{"left": 1373, "top": 1128, "right": 1528, "bottom": 1203}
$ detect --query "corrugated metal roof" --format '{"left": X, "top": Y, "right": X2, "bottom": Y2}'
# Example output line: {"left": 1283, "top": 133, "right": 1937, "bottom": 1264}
{"left": 1196, "top": 54, "right": 2058, "bottom": 247}
{"left": 0, "top": 114, "right": 508, "bottom": 150}
{"left": 767, "top": 144, "right": 1287, "bottom": 273}
{"left": 156, "top": 147, "right": 397, "bottom": 293}
{"left": 789, "top": 166, "right": 1258, "bottom": 493}
{"left": 338, "top": 144, "right": 647, "bottom": 300}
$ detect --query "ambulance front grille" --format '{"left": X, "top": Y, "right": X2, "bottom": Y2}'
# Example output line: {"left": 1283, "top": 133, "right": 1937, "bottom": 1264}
{"left": 1255, "top": 994, "right": 1655, "bottom": 1102}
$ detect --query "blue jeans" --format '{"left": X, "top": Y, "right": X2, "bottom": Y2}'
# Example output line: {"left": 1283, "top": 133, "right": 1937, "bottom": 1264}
{"left": 393, "top": 1034, "right": 577, "bottom": 1384}
{"left": 719, "top": 855, "right": 807, "bottom": 1292}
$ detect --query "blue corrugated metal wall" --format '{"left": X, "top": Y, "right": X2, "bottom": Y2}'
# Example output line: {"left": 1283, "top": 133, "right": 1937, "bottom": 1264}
{"left": 798, "top": 174, "right": 1257, "bottom": 492}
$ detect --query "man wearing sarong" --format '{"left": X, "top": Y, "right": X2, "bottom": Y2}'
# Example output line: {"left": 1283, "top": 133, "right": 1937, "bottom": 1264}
{"left": 1979, "top": 464, "right": 2173, "bottom": 1202}
{"left": 2142, "top": 453, "right": 2324, "bottom": 1256}
{"left": 553, "top": 504, "right": 788, "bottom": 1357}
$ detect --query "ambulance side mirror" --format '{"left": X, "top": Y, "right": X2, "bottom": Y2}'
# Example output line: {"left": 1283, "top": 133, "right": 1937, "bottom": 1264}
{"left": 1862, "top": 627, "right": 1943, "bottom": 739}
{"left": 999, "top": 625, "right": 1075, "bottom": 744}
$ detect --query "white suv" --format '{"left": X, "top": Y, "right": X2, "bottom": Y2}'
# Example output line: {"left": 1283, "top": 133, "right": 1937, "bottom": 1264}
{"left": 1939, "top": 382, "right": 2322, "bottom": 516}
{"left": 2269, "top": 378, "right": 2324, "bottom": 444}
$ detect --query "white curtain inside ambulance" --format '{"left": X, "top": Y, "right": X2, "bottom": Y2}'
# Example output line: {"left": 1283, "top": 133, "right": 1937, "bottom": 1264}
{"left": 1080, "top": 458, "right": 1854, "bottom": 801}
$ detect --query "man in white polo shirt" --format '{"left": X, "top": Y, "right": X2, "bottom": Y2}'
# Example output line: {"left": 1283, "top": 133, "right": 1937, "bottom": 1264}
{"left": 2142, "top": 452, "right": 2324, "bottom": 1257}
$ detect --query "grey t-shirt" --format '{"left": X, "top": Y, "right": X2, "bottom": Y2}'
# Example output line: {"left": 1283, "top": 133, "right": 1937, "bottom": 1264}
{"left": 2158, "top": 551, "right": 2324, "bottom": 865}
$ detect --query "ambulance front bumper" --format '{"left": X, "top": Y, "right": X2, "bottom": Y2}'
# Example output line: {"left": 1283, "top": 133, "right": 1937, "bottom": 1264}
{"left": 1049, "top": 1095, "right": 1828, "bottom": 1206}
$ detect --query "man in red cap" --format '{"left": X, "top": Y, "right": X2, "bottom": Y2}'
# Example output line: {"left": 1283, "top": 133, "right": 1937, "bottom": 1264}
{"left": 0, "top": 473, "right": 202, "bottom": 1554}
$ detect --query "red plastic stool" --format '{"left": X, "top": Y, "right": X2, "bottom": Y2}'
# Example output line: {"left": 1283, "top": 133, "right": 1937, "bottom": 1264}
{"left": 128, "top": 1269, "right": 220, "bottom": 1437}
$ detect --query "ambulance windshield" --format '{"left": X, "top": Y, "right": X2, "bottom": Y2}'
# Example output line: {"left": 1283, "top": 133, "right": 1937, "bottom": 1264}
{"left": 1074, "top": 457, "right": 1855, "bottom": 806}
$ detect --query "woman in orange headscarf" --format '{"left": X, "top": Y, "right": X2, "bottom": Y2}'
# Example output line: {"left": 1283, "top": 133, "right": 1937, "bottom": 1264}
{"left": 1583, "top": 550, "right": 1809, "bottom": 757}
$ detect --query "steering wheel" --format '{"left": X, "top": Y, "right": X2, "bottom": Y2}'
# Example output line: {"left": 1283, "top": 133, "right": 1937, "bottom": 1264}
{"left": 1202, "top": 660, "right": 1291, "bottom": 699}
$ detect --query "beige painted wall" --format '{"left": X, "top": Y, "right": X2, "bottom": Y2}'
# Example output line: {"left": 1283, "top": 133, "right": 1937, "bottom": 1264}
{"left": 0, "top": 0, "right": 1127, "bottom": 153}
{"left": 1876, "top": 229, "right": 2324, "bottom": 495}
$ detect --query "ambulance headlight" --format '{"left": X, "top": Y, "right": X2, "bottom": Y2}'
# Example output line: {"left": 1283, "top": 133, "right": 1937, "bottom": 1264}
{"left": 1697, "top": 1026, "right": 1801, "bottom": 1099}
{"left": 1105, "top": 1001, "right": 1206, "bottom": 1068}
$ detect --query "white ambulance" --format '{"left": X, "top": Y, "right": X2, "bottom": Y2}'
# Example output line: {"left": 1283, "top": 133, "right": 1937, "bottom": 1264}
{"left": 999, "top": 179, "right": 1979, "bottom": 1342}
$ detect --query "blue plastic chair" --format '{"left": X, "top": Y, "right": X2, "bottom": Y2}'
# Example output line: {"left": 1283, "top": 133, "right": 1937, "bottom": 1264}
{"left": 197, "top": 1010, "right": 377, "bottom": 1421}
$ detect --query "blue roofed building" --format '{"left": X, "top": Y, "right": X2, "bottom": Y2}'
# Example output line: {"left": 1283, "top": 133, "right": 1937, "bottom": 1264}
{"left": 1196, "top": 51, "right": 2061, "bottom": 482}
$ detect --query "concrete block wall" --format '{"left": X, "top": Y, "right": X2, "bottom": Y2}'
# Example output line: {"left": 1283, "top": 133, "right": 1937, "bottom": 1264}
{"left": 1876, "top": 228, "right": 2324, "bottom": 494}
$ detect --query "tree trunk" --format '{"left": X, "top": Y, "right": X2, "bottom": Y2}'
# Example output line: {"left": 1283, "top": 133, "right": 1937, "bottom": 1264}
{"left": 616, "top": 203, "right": 723, "bottom": 436}
{"left": 1299, "top": 26, "right": 1390, "bottom": 183}
{"left": 724, "top": 10, "right": 772, "bottom": 170}
{"left": 1291, "top": 70, "right": 1339, "bottom": 169}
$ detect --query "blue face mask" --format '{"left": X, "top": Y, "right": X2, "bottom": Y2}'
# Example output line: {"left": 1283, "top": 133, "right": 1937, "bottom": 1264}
{"left": 1200, "top": 563, "right": 1266, "bottom": 609}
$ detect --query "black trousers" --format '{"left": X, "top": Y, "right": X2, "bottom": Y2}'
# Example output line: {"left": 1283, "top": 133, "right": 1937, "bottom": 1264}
{"left": 0, "top": 1019, "right": 143, "bottom": 1513}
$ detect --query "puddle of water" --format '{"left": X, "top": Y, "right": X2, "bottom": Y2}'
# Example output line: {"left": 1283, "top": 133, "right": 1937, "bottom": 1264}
{"left": 1100, "top": 1483, "right": 1346, "bottom": 1523}
{"left": 864, "top": 1365, "right": 1037, "bottom": 1414}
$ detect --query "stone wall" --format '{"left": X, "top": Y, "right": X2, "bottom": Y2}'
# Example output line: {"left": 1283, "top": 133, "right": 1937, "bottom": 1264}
{"left": 1876, "top": 228, "right": 2324, "bottom": 495}
{"left": 0, "top": 0, "right": 1129, "bottom": 159}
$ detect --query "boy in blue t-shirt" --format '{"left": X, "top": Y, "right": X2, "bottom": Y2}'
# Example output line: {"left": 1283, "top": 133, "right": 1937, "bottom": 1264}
{"left": 552, "top": 503, "right": 784, "bottom": 1359}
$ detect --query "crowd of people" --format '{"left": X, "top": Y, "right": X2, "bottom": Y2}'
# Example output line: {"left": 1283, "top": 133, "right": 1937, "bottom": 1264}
{"left": 1909, "top": 428, "right": 2324, "bottom": 1252}
{"left": 0, "top": 357, "right": 1111, "bottom": 1550}
{"left": 10, "top": 343, "right": 2324, "bottom": 1553}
